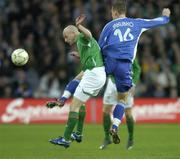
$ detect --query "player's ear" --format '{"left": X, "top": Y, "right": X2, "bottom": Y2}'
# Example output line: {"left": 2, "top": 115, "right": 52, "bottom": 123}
{"left": 111, "top": 6, "right": 114, "bottom": 13}
{"left": 72, "top": 31, "right": 76, "bottom": 37}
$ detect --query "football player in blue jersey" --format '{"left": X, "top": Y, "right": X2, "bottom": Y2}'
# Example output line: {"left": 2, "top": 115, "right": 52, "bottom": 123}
{"left": 98, "top": 0, "right": 171, "bottom": 144}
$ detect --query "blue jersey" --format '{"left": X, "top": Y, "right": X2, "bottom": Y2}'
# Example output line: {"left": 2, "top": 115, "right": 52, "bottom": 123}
{"left": 98, "top": 16, "right": 170, "bottom": 62}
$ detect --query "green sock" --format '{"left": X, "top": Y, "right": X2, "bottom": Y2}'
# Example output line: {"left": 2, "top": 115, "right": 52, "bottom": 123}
{"left": 103, "top": 113, "right": 111, "bottom": 141}
{"left": 64, "top": 111, "right": 79, "bottom": 141}
{"left": 76, "top": 105, "right": 86, "bottom": 135}
{"left": 126, "top": 116, "right": 134, "bottom": 141}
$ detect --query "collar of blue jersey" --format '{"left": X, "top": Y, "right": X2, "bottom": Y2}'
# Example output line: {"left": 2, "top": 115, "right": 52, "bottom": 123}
{"left": 112, "top": 17, "right": 127, "bottom": 22}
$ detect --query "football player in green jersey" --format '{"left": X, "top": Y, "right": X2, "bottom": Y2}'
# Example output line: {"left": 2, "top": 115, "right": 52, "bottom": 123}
{"left": 99, "top": 58, "right": 141, "bottom": 150}
{"left": 47, "top": 15, "right": 106, "bottom": 148}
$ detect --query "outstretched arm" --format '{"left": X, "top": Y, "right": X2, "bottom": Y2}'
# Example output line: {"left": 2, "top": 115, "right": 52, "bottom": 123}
{"left": 76, "top": 14, "right": 92, "bottom": 39}
{"left": 139, "top": 8, "right": 171, "bottom": 30}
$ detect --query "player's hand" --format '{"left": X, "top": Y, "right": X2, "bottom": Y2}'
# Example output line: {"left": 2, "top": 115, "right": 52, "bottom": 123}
{"left": 162, "top": 8, "right": 171, "bottom": 17}
{"left": 76, "top": 14, "right": 86, "bottom": 26}
{"left": 70, "top": 51, "right": 80, "bottom": 59}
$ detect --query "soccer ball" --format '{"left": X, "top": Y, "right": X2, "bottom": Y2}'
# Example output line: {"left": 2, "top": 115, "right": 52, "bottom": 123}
{"left": 11, "top": 48, "right": 29, "bottom": 66}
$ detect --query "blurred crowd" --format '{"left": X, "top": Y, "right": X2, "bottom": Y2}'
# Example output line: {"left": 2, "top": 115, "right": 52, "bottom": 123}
{"left": 0, "top": 0, "right": 179, "bottom": 98}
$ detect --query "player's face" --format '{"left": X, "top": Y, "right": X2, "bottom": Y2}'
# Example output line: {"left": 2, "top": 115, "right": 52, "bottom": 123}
{"left": 63, "top": 32, "right": 76, "bottom": 45}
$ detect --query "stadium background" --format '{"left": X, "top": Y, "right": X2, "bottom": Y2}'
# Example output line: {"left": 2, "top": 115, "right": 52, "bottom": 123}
{"left": 0, "top": 1, "right": 180, "bottom": 159}
{"left": 0, "top": 0, "right": 179, "bottom": 98}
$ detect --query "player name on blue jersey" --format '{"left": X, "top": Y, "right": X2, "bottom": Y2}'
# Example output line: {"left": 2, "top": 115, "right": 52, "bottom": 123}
{"left": 113, "top": 21, "right": 134, "bottom": 30}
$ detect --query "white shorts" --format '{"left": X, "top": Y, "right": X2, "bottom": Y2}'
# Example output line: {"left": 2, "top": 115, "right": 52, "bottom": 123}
{"left": 74, "top": 66, "right": 106, "bottom": 102}
{"left": 103, "top": 78, "right": 134, "bottom": 109}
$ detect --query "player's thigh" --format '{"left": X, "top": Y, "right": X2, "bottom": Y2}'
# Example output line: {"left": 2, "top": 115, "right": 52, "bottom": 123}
{"left": 103, "top": 78, "right": 118, "bottom": 106}
{"left": 104, "top": 57, "right": 117, "bottom": 74}
{"left": 125, "top": 87, "right": 135, "bottom": 108}
{"left": 117, "top": 91, "right": 130, "bottom": 105}
{"left": 114, "top": 60, "right": 132, "bottom": 93}
{"left": 74, "top": 67, "right": 106, "bottom": 102}
{"left": 83, "top": 67, "right": 106, "bottom": 94}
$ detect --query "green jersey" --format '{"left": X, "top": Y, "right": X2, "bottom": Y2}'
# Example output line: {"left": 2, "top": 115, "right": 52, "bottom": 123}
{"left": 76, "top": 33, "right": 104, "bottom": 71}
{"left": 132, "top": 58, "right": 141, "bottom": 84}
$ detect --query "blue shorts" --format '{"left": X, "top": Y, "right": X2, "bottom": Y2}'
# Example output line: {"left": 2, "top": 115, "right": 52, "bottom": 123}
{"left": 104, "top": 57, "right": 132, "bottom": 93}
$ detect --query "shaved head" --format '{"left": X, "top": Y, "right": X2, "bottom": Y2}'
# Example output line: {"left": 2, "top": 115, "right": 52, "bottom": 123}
{"left": 63, "top": 25, "right": 79, "bottom": 45}
{"left": 63, "top": 25, "right": 79, "bottom": 35}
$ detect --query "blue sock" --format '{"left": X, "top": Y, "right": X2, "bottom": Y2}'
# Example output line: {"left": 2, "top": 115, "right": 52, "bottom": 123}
{"left": 58, "top": 79, "right": 80, "bottom": 101}
{"left": 112, "top": 103, "right": 125, "bottom": 130}
{"left": 65, "top": 79, "right": 80, "bottom": 94}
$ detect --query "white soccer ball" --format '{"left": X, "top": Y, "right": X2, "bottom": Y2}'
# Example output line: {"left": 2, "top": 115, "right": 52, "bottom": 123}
{"left": 11, "top": 48, "right": 29, "bottom": 66}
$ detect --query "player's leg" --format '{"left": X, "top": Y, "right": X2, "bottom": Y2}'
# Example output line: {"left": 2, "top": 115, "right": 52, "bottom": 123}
{"left": 64, "top": 98, "right": 83, "bottom": 136}
{"left": 100, "top": 77, "right": 117, "bottom": 149}
{"left": 46, "top": 72, "right": 86, "bottom": 143}
{"left": 110, "top": 60, "right": 132, "bottom": 144}
{"left": 49, "top": 74, "right": 91, "bottom": 148}
{"left": 125, "top": 86, "right": 135, "bottom": 149}
{"left": 99, "top": 104, "right": 112, "bottom": 149}
{"left": 49, "top": 97, "right": 84, "bottom": 148}
{"left": 103, "top": 105, "right": 112, "bottom": 141}
{"left": 73, "top": 67, "right": 106, "bottom": 141}
{"left": 110, "top": 92, "right": 128, "bottom": 144}
{"left": 125, "top": 107, "right": 134, "bottom": 149}
{"left": 49, "top": 67, "right": 106, "bottom": 147}
{"left": 77, "top": 105, "right": 86, "bottom": 135}
{"left": 71, "top": 104, "right": 86, "bottom": 142}
{"left": 72, "top": 67, "right": 106, "bottom": 143}
{"left": 46, "top": 75, "right": 86, "bottom": 143}
{"left": 63, "top": 97, "right": 84, "bottom": 141}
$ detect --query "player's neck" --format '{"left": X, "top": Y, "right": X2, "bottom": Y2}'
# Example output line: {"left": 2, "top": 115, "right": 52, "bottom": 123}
{"left": 75, "top": 32, "right": 80, "bottom": 42}
{"left": 113, "top": 14, "right": 126, "bottom": 19}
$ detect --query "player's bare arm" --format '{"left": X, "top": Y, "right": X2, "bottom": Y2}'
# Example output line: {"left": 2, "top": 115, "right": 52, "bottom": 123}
{"left": 70, "top": 51, "right": 80, "bottom": 59}
{"left": 75, "top": 14, "right": 92, "bottom": 39}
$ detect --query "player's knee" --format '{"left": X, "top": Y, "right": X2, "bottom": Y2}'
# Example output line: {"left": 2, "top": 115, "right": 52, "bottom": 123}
{"left": 125, "top": 108, "right": 132, "bottom": 118}
{"left": 103, "top": 104, "right": 112, "bottom": 114}
{"left": 118, "top": 96, "right": 126, "bottom": 104}
{"left": 70, "top": 105, "right": 80, "bottom": 112}
{"left": 71, "top": 97, "right": 84, "bottom": 112}
{"left": 118, "top": 92, "right": 129, "bottom": 105}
